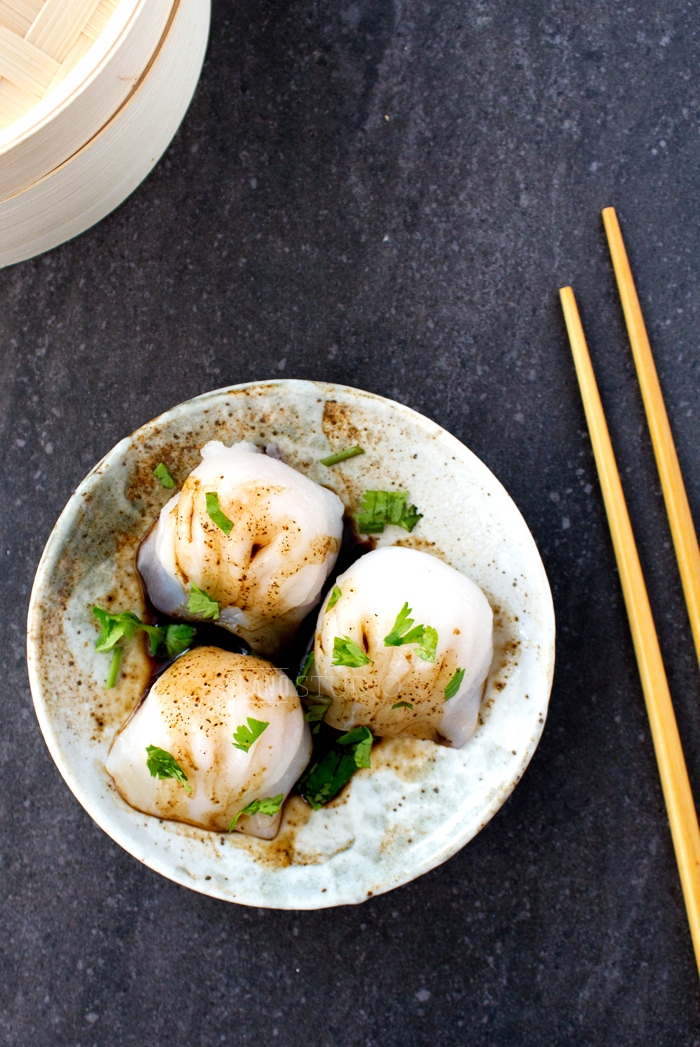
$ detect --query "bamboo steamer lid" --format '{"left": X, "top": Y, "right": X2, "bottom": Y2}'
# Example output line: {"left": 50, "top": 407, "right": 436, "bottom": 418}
{"left": 0, "top": 0, "right": 209, "bottom": 265}
{"left": 0, "top": 0, "right": 179, "bottom": 201}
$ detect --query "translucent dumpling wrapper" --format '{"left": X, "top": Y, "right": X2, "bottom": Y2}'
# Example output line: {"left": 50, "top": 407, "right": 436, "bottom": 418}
{"left": 309, "top": 547, "right": 493, "bottom": 747}
{"left": 137, "top": 441, "right": 344, "bottom": 656}
{"left": 106, "top": 647, "right": 312, "bottom": 838}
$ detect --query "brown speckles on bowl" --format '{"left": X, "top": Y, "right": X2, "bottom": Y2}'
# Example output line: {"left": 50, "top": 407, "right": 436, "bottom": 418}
{"left": 371, "top": 737, "right": 439, "bottom": 783}
{"left": 26, "top": 380, "right": 555, "bottom": 909}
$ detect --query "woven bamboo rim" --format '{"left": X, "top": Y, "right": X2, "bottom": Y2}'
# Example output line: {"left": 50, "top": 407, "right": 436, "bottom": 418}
{"left": 0, "top": 0, "right": 175, "bottom": 201}
{"left": 0, "top": 0, "right": 209, "bottom": 266}
{"left": 0, "top": 0, "right": 121, "bottom": 129}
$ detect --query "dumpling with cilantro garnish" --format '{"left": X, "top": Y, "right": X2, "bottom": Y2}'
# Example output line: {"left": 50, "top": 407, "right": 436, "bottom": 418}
{"left": 106, "top": 647, "right": 312, "bottom": 838}
{"left": 137, "top": 440, "right": 344, "bottom": 656}
{"left": 309, "top": 546, "right": 493, "bottom": 747}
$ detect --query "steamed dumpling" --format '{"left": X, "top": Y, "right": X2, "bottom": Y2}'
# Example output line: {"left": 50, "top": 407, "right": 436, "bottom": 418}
{"left": 137, "top": 441, "right": 344, "bottom": 655}
{"left": 309, "top": 547, "right": 493, "bottom": 747}
{"left": 106, "top": 647, "right": 312, "bottom": 838}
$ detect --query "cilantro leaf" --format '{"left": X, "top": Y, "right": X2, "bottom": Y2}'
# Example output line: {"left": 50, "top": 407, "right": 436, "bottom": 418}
{"left": 444, "top": 667, "right": 465, "bottom": 701}
{"left": 106, "top": 646, "right": 123, "bottom": 688}
{"left": 229, "top": 793, "right": 284, "bottom": 831}
{"left": 326, "top": 585, "right": 342, "bottom": 612}
{"left": 355, "top": 490, "right": 392, "bottom": 533}
{"left": 338, "top": 726, "right": 373, "bottom": 768}
{"left": 296, "top": 652, "right": 314, "bottom": 688}
{"left": 418, "top": 625, "right": 438, "bottom": 663}
{"left": 136, "top": 622, "right": 196, "bottom": 658}
{"left": 297, "top": 749, "right": 359, "bottom": 809}
{"left": 163, "top": 623, "right": 196, "bottom": 657}
{"left": 232, "top": 717, "right": 269, "bottom": 753}
{"left": 355, "top": 490, "right": 423, "bottom": 534}
{"left": 332, "top": 635, "right": 372, "bottom": 668}
{"left": 92, "top": 607, "right": 143, "bottom": 652}
{"left": 297, "top": 726, "right": 374, "bottom": 809}
{"left": 301, "top": 693, "right": 332, "bottom": 734}
{"left": 188, "top": 583, "right": 220, "bottom": 620}
{"left": 154, "top": 462, "right": 175, "bottom": 489}
{"left": 320, "top": 446, "right": 365, "bottom": 467}
{"left": 383, "top": 605, "right": 438, "bottom": 662}
{"left": 93, "top": 607, "right": 196, "bottom": 687}
{"left": 383, "top": 603, "right": 424, "bottom": 648}
{"left": 139, "top": 623, "right": 165, "bottom": 656}
{"left": 399, "top": 503, "right": 423, "bottom": 532}
{"left": 392, "top": 701, "right": 414, "bottom": 710}
{"left": 205, "top": 491, "right": 234, "bottom": 536}
{"left": 145, "top": 745, "right": 192, "bottom": 793}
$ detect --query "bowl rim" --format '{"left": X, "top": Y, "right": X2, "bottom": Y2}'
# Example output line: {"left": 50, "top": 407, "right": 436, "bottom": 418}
{"left": 27, "top": 379, "right": 556, "bottom": 908}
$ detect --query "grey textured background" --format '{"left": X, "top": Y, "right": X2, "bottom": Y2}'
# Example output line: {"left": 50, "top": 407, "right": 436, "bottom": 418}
{"left": 2, "top": 0, "right": 700, "bottom": 1043}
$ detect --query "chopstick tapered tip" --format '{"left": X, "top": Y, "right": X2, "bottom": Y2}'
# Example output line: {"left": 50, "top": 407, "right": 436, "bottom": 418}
{"left": 558, "top": 286, "right": 578, "bottom": 319}
{"left": 602, "top": 207, "right": 621, "bottom": 237}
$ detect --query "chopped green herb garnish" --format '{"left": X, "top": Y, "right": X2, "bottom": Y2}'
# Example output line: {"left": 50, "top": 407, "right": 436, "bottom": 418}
{"left": 188, "top": 583, "right": 220, "bottom": 620}
{"left": 320, "top": 446, "right": 365, "bottom": 467}
{"left": 301, "top": 693, "right": 333, "bottom": 734}
{"left": 444, "top": 667, "right": 465, "bottom": 701}
{"left": 232, "top": 717, "right": 269, "bottom": 753}
{"left": 296, "top": 652, "right": 314, "bottom": 688}
{"left": 93, "top": 607, "right": 149, "bottom": 687}
{"left": 140, "top": 624, "right": 163, "bottom": 656}
{"left": 355, "top": 490, "right": 423, "bottom": 534}
{"left": 137, "top": 622, "right": 191, "bottom": 657}
{"left": 338, "top": 726, "right": 373, "bottom": 768}
{"left": 229, "top": 793, "right": 284, "bottom": 831}
{"left": 383, "top": 603, "right": 425, "bottom": 648}
{"left": 123, "top": 619, "right": 167, "bottom": 653}
{"left": 325, "top": 585, "right": 342, "bottom": 613}
{"left": 106, "top": 646, "right": 123, "bottom": 688}
{"left": 418, "top": 625, "right": 438, "bottom": 663}
{"left": 163, "top": 623, "right": 196, "bottom": 657}
{"left": 145, "top": 745, "right": 192, "bottom": 793}
{"left": 154, "top": 462, "right": 175, "bottom": 488}
{"left": 205, "top": 491, "right": 234, "bottom": 536}
{"left": 332, "top": 635, "right": 372, "bottom": 668}
{"left": 93, "top": 607, "right": 195, "bottom": 662}
{"left": 383, "top": 604, "right": 437, "bottom": 663}
{"left": 392, "top": 701, "right": 414, "bottom": 710}
{"left": 93, "top": 607, "right": 144, "bottom": 652}
{"left": 399, "top": 503, "right": 423, "bottom": 532}
{"left": 93, "top": 609, "right": 196, "bottom": 690}
{"left": 297, "top": 749, "right": 359, "bottom": 809}
{"left": 297, "top": 727, "right": 374, "bottom": 809}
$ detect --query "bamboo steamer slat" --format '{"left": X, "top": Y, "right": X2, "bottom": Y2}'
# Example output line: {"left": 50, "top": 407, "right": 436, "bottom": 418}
{"left": 0, "top": 0, "right": 209, "bottom": 266}
{"left": 0, "top": 0, "right": 177, "bottom": 198}
{"left": 0, "top": 72, "right": 37, "bottom": 120}
{"left": 24, "top": 0, "right": 101, "bottom": 61}
{"left": 0, "top": 1, "right": 45, "bottom": 43}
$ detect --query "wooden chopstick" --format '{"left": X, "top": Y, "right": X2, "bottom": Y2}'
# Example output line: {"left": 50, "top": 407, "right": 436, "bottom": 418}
{"left": 560, "top": 286, "right": 700, "bottom": 977}
{"left": 602, "top": 206, "right": 700, "bottom": 672}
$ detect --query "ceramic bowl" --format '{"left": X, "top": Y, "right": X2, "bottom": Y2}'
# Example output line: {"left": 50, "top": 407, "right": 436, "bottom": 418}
{"left": 27, "top": 380, "right": 555, "bottom": 908}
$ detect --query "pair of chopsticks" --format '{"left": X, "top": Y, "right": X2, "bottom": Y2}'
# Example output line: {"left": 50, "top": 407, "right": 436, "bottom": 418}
{"left": 560, "top": 208, "right": 700, "bottom": 976}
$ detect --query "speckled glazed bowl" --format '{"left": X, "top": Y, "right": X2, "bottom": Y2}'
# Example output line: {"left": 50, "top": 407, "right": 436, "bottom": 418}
{"left": 27, "top": 380, "right": 555, "bottom": 908}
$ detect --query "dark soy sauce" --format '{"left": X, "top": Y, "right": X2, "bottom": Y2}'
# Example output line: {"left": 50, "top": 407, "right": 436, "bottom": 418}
{"left": 133, "top": 517, "right": 374, "bottom": 805}
{"left": 136, "top": 516, "right": 373, "bottom": 689}
{"left": 281, "top": 517, "right": 373, "bottom": 682}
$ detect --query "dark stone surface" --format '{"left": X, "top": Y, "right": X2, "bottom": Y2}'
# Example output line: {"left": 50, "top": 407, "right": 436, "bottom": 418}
{"left": 1, "top": 0, "right": 700, "bottom": 1042}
